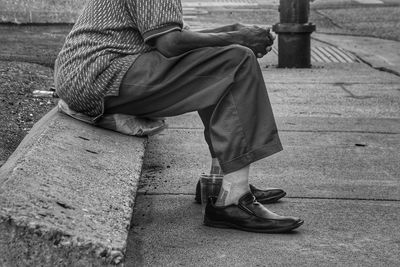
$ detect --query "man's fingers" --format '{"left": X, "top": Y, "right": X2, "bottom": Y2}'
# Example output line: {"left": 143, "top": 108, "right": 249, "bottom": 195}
{"left": 265, "top": 30, "right": 275, "bottom": 46}
{"left": 256, "top": 45, "right": 273, "bottom": 58}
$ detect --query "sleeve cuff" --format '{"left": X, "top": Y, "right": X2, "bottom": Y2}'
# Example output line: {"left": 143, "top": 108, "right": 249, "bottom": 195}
{"left": 143, "top": 24, "right": 182, "bottom": 44}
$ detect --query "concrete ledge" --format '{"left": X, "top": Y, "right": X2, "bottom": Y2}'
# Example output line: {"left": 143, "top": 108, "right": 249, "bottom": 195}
{"left": 0, "top": 107, "right": 147, "bottom": 266}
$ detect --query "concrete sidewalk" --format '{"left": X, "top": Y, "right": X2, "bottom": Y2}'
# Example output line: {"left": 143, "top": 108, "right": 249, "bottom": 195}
{"left": 0, "top": 4, "right": 399, "bottom": 265}
{"left": 125, "top": 34, "right": 400, "bottom": 265}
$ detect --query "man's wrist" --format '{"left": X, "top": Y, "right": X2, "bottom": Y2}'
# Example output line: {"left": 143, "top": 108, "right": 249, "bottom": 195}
{"left": 211, "top": 31, "right": 244, "bottom": 47}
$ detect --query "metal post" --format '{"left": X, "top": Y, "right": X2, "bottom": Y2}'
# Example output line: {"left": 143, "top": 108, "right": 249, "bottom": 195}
{"left": 272, "top": 0, "right": 316, "bottom": 68}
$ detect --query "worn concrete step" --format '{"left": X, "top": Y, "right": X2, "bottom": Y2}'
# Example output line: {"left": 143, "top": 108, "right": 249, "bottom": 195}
{"left": 0, "top": 107, "right": 147, "bottom": 266}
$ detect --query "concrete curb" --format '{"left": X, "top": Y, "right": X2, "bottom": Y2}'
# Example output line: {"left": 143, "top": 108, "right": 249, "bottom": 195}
{"left": 0, "top": 107, "right": 147, "bottom": 266}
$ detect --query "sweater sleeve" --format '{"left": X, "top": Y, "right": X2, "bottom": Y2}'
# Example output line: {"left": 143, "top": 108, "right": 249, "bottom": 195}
{"left": 127, "top": 0, "right": 184, "bottom": 43}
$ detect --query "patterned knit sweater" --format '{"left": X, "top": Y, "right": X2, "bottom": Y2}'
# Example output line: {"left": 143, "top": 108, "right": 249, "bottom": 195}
{"left": 54, "top": 0, "right": 183, "bottom": 117}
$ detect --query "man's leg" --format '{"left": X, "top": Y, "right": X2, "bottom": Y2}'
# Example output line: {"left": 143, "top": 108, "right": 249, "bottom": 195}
{"left": 106, "top": 45, "right": 284, "bottom": 168}
{"left": 198, "top": 107, "right": 223, "bottom": 175}
{"left": 197, "top": 106, "right": 286, "bottom": 204}
{"left": 105, "top": 45, "right": 303, "bottom": 232}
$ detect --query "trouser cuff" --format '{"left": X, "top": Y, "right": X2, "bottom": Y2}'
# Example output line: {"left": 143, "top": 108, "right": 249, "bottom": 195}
{"left": 220, "top": 140, "right": 283, "bottom": 174}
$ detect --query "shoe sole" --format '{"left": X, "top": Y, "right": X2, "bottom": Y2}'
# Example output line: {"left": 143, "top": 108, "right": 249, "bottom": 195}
{"left": 203, "top": 217, "right": 304, "bottom": 234}
{"left": 195, "top": 191, "right": 287, "bottom": 205}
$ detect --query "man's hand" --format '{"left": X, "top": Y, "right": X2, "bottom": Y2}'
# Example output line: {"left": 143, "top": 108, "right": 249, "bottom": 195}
{"left": 198, "top": 24, "right": 275, "bottom": 58}
{"left": 235, "top": 26, "right": 275, "bottom": 58}
{"left": 153, "top": 24, "right": 276, "bottom": 58}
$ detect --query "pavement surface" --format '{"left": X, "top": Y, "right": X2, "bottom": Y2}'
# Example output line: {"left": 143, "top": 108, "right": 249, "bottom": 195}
{"left": 125, "top": 16, "right": 400, "bottom": 267}
{"left": 0, "top": 0, "right": 399, "bottom": 266}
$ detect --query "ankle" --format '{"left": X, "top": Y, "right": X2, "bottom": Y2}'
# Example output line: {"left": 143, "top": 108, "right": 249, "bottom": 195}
{"left": 214, "top": 165, "right": 251, "bottom": 206}
{"left": 215, "top": 182, "right": 250, "bottom": 206}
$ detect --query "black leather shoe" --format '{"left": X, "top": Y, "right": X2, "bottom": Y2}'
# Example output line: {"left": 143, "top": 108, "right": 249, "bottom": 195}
{"left": 204, "top": 193, "right": 304, "bottom": 233}
{"left": 195, "top": 180, "right": 286, "bottom": 204}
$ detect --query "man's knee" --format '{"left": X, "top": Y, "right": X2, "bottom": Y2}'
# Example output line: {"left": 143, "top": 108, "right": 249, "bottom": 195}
{"left": 218, "top": 45, "right": 259, "bottom": 77}
{"left": 224, "top": 46, "right": 264, "bottom": 91}
{"left": 225, "top": 45, "right": 256, "bottom": 63}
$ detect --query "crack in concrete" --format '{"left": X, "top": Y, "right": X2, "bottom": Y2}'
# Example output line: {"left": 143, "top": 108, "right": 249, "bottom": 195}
{"left": 267, "top": 81, "right": 396, "bottom": 85}
{"left": 286, "top": 196, "right": 400, "bottom": 202}
{"left": 280, "top": 129, "right": 399, "bottom": 134}
{"left": 137, "top": 191, "right": 400, "bottom": 202}
{"left": 372, "top": 66, "right": 400, "bottom": 77}
{"left": 334, "top": 82, "right": 374, "bottom": 99}
{"left": 167, "top": 127, "right": 400, "bottom": 135}
{"left": 313, "top": 9, "right": 344, "bottom": 30}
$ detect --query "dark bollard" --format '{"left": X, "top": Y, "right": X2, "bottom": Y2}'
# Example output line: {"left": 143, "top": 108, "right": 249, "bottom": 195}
{"left": 272, "top": 0, "right": 316, "bottom": 68}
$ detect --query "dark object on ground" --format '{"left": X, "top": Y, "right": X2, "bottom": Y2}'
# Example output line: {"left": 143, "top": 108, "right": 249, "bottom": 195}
{"left": 203, "top": 192, "right": 303, "bottom": 233}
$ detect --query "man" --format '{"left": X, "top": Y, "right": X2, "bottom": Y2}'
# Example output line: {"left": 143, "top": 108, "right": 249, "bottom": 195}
{"left": 55, "top": 0, "right": 303, "bottom": 233}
